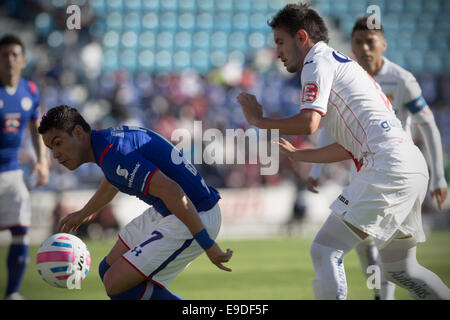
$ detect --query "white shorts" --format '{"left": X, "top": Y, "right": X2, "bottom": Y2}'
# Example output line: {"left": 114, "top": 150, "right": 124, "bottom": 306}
{"left": 119, "top": 203, "right": 222, "bottom": 288}
{"left": 330, "top": 168, "right": 428, "bottom": 249}
{"left": 0, "top": 170, "right": 31, "bottom": 229}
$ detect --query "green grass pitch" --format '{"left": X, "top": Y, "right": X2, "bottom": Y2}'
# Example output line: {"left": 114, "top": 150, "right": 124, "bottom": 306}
{"left": 1, "top": 230, "right": 449, "bottom": 300}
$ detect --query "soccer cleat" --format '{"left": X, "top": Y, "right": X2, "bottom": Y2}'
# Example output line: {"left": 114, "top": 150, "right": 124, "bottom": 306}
{"left": 4, "top": 292, "right": 24, "bottom": 300}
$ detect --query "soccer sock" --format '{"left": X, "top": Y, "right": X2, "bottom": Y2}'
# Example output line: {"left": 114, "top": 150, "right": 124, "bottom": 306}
{"left": 310, "top": 213, "right": 362, "bottom": 300}
{"left": 98, "top": 256, "right": 110, "bottom": 282}
{"left": 379, "top": 237, "right": 450, "bottom": 300}
{"left": 5, "top": 227, "right": 29, "bottom": 297}
{"left": 109, "top": 282, "right": 183, "bottom": 300}
{"left": 354, "top": 238, "right": 396, "bottom": 300}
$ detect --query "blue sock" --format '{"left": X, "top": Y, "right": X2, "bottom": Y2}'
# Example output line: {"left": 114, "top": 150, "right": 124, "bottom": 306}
{"left": 109, "top": 282, "right": 183, "bottom": 300}
{"left": 98, "top": 257, "right": 110, "bottom": 282}
{"left": 6, "top": 244, "right": 29, "bottom": 296}
{"left": 5, "top": 228, "right": 29, "bottom": 297}
{"left": 150, "top": 285, "right": 184, "bottom": 300}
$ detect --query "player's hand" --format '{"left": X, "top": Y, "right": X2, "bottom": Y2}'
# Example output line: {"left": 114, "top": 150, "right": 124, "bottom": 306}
{"left": 306, "top": 177, "right": 320, "bottom": 194}
{"left": 431, "top": 187, "right": 448, "bottom": 211}
{"left": 31, "top": 160, "right": 49, "bottom": 187}
{"left": 58, "top": 210, "right": 93, "bottom": 233}
{"left": 205, "top": 243, "right": 233, "bottom": 272}
{"left": 276, "top": 137, "right": 298, "bottom": 161}
{"left": 236, "top": 92, "right": 263, "bottom": 126}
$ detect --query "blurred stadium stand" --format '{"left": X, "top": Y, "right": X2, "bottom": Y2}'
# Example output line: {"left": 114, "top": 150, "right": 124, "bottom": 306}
{"left": 0, "top": 0, "right": 449, "bottom": 240}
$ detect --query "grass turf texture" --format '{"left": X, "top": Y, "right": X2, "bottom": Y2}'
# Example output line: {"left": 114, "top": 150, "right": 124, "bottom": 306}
{"left": 1, "top": 230, "right": 449, "bottom": 300}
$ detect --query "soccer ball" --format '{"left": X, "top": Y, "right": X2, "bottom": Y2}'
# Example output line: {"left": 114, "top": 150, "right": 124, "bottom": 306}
{"left": 36, "top": 233, "right": 91, "bottom": 289}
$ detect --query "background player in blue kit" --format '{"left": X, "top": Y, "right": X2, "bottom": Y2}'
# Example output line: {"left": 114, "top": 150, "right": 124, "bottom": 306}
{"left": 0, "top": 35, "right": 49, "bottom": 300}
{"left": 38, "top": 105, "right": 233, "bottom": 300}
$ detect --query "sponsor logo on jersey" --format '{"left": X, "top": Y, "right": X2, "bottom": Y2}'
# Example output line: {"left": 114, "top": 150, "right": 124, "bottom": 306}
{"left": 380, "top": 119, "right": 401, "bottom": 132}
{"left": 332, "top": 51, "right": 352, "bottom": 63}
{"left": 4, "top": 113, "right": 21, "bottom": 133}
{"left": 116, "top": 165, "right": 129, "bottom": 179}
{"left": 302, "top": 82, "right": 319, "bottom": 103}
{"left": 128, "top": 162, "right": 141, "bottom": 188}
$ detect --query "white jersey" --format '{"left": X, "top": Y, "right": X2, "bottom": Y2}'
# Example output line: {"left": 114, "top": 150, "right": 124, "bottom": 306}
{"left": 300, "top": 42, "right": 423, "bottom": 175}
{"left": 374, "top": 57, "right": 425, "bottom": 132}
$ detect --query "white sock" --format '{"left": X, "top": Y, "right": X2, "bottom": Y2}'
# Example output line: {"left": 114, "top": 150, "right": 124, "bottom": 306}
{"left": 310, "top": 213, "right": 363, "bottom": 300}
{"left": 379, "top": 237, "right": 450, "bottom": 300}
{"left": 355, "top": 238, "right": 396, "bottom": 300}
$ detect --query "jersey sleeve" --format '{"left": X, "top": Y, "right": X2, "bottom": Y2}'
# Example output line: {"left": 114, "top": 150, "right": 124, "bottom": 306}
{"left": 299, "top": 59, "right": 333, "bottom": 116}
{"left": 103, "top": 148, "right": 160, "bottom": 195}
{"left": 402, "top": 76, "right": 426, "bottom": 114}
{"left": 28, "top": 80, "right": 40, "bottom": 121}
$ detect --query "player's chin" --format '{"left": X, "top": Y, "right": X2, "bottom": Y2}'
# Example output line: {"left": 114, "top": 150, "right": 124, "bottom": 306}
{"left": 286, "top": 64, "right": 302, "bottom": 73}
{"left": 63, "top": 160, "right": 80, "bottom": 171}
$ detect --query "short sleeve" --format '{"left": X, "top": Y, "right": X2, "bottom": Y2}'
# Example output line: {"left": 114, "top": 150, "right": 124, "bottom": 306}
{"left": 102, "top": 148, "right": 160, "bottom": 195}
{"left": 300, "top": 59, "right": 333, "bottom": 117}
{"left": 28, "top": 81, "right": 40, "bottom": 121}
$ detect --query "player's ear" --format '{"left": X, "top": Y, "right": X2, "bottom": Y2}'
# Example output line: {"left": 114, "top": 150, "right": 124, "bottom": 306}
{"left": 296, "top": 29, "right": 308, "bottom": 44}
{"left": 381, "top": 33, "right": 387, "bottom": 53}
{"left": 72, "top": 124, "right": 84, "bottom": 139}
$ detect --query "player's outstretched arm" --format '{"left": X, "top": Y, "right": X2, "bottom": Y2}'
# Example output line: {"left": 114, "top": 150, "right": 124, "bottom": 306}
{"left": 29, "top": 119, "right": 49, "bottom": 187}
{"left": 59, "top": 178, "right": 119, "bottom": 233}
{"left": 148, "top": 170, "right": 233, "bottom": 271}
{"left": 411, "top": 106, "right": 448, "bottom": 210}
{"left": 277, "top": 138, "right": 352, "bottom": 163}
{"left": 236, "top": 92, "right": 322, "bottom": 135}
{"left": 307, "top": 128, "right": 337, "bottom": 193}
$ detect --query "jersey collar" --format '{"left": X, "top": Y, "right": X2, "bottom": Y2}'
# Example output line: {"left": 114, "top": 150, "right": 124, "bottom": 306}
{"left": 304, "top": 41, "right": 326, "bottom": 65}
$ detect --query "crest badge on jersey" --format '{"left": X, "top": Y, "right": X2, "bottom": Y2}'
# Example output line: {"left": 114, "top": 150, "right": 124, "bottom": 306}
{"left": 302, "top": 82, "right": 319, "bottom": 103}
{"left": 21, "top": 97, "right": 33, "bottom": 111}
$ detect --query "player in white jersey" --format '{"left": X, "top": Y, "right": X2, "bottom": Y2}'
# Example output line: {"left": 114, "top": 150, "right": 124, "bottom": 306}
{"left": 307, "top": 17, "right": 448, "bottom": 299}
{"left": 237, "top": 3, "right": 450, "bottom": 300}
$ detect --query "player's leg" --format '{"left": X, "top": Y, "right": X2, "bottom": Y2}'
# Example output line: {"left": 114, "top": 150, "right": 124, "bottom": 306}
{"left": 4, "top": 226, "right": 29, "bottom": 299}
{"left": 98, "top": 237, "right": 128, "bottom": 282}
{"left": 378, "top": 235, "right": 450, "bottom": 300}
{"left": 99, "top": 238, "right": 183, "bottom": 300}
{"left": 310, "top": 212, "right": 364, "bottom": 299}
{"left": 354, "top": 237, "right": 396, "bottom": 300}
{"left": 1, "top": 170, "right": 31, "bottom": 300}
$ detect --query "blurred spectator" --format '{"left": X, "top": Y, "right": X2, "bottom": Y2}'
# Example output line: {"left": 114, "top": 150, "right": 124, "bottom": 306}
{"left": 2, "top": 0, "right": 449, "bottom": 194}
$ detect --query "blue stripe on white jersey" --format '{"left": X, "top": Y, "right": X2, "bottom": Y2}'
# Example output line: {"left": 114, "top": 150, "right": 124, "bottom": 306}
{"left": 91, "top": 126, "right": 220, "bottom": 216}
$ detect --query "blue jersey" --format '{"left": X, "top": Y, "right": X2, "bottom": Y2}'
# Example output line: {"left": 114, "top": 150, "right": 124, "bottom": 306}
{"left": 0, "top": 78, "right": 40, "bottom": 172}
{"left": 91, "top": 126, "right": 221, "bottom": 217}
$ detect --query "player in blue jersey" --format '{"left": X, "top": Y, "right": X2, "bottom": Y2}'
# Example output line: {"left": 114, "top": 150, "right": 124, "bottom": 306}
{"left": 0, "top": 35, "right": 49, "bottom": 300}
{"left": 38, "top": 105, "right": 233, "bottom": 300}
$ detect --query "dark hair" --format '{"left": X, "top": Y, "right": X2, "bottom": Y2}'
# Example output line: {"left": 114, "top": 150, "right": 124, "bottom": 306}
{"left": 351, "top": 17, "right": 384, "bottom": 37}
{"left": 0, "top": 34, "right": 25, "bottom": 54}
{"left": 38, "top": 105, "right": 91, "bottom": 135}
{"left": 268, "top": 3, "right": 329, "bottom": 43}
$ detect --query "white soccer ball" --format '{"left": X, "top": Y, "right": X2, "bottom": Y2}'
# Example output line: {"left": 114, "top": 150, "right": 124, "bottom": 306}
{"left": 36, "top": 233, "right": 91, "bottom": 289}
